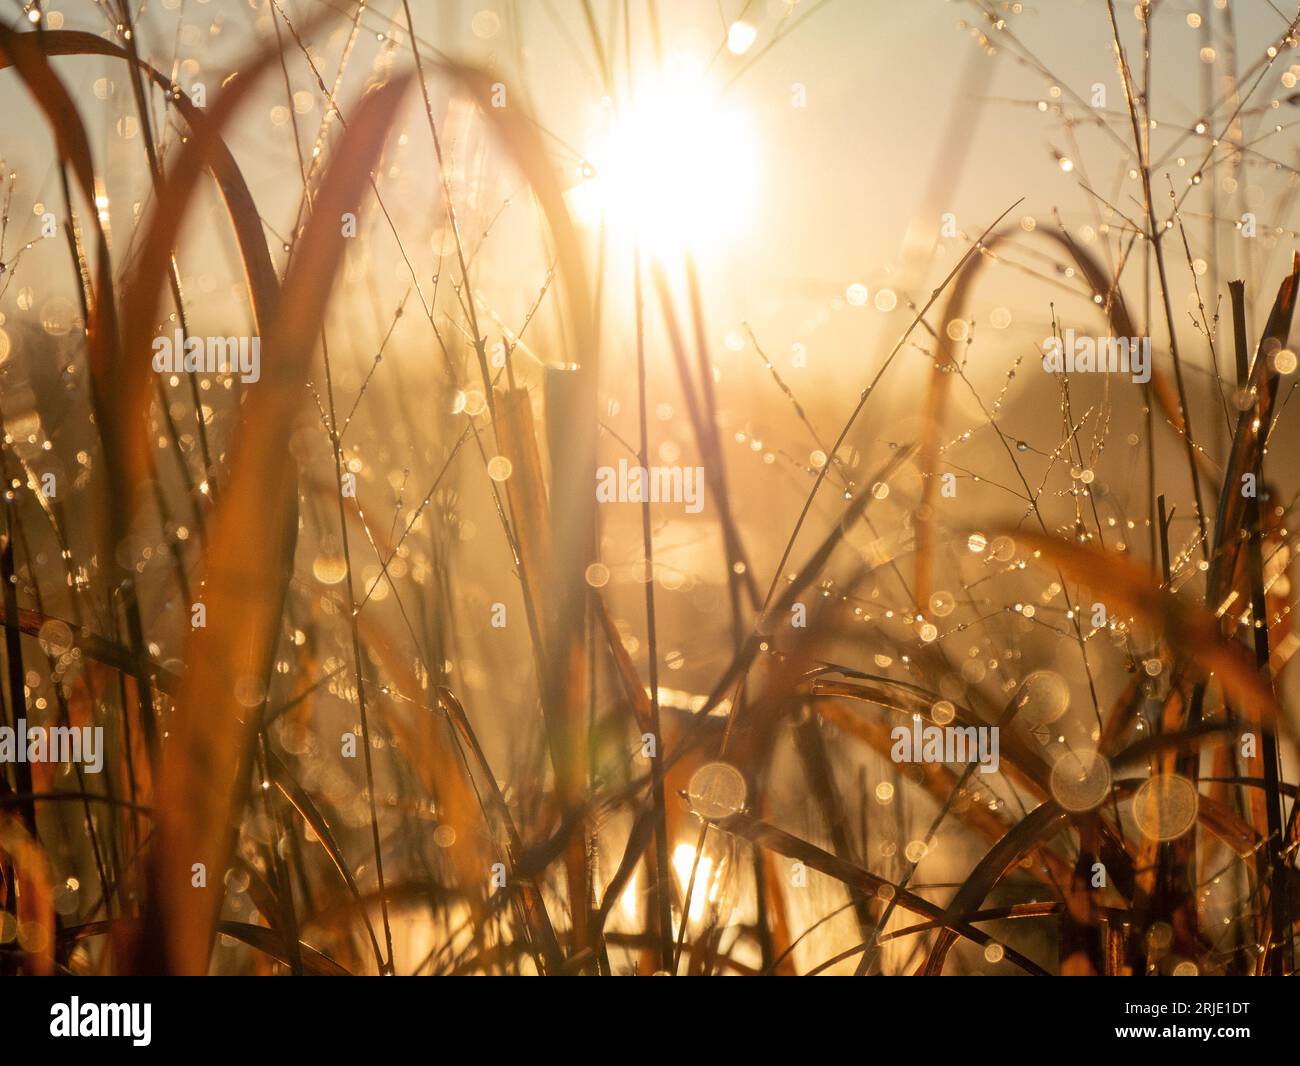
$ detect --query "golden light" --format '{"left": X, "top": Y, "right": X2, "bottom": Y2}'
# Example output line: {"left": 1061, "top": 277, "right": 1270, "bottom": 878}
{"left": 576, "top": 70, "right": 758, "bottom": 258}
{"left": 618, "top": 870, "right": 642, "bottom": 926}
{"left": 672, "top": 842, "right": 719, "bottom": 920}
{"left": 727, "top": 21, "right": 758, "bottom": 55}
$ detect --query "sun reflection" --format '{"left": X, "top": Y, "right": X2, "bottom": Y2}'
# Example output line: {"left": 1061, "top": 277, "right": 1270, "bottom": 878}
{"left": 672, "top": 842, "right": 720, "bottom": 920}
{"left": 575, "top": 69, "right": 758, "bottom": 258}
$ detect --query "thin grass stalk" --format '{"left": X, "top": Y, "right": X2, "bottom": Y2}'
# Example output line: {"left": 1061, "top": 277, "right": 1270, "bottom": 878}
{"left": 1106, "top": 0, "right": 1211, "bottom": 564}
{"left": 318, "top": 331, "right": 395, "bottom": 972}
{"left": 633, "top": 246, "right": 673, "bottom": 971}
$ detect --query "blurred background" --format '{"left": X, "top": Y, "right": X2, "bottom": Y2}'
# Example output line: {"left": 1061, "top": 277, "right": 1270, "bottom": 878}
{"left": 1, "top": 0, "right": 1298, "bottom": 976}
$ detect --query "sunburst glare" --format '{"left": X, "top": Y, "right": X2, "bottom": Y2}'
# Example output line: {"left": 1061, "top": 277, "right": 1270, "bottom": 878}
{"left": 575, "top": 68, "right": 758, "bottom": 258}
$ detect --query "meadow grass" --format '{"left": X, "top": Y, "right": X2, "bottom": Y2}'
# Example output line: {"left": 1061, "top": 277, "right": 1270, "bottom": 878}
{"left": 0, "top": 0, "right": 1295, "bottom": 977}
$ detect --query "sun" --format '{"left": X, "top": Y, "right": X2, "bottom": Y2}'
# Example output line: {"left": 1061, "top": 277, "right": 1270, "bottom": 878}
{"left": 575, "top": 71, "right": 758, "bottom": 259}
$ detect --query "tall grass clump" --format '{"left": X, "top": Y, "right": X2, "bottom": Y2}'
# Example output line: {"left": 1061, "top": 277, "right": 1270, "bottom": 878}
{"left": 0, "top": 0, "right": 1295, "bottom": 976}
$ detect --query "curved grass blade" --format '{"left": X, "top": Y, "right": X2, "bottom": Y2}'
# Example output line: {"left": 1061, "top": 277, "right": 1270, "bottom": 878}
{"left": 133, "top": 75, "right": 412, "bottom": 975}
